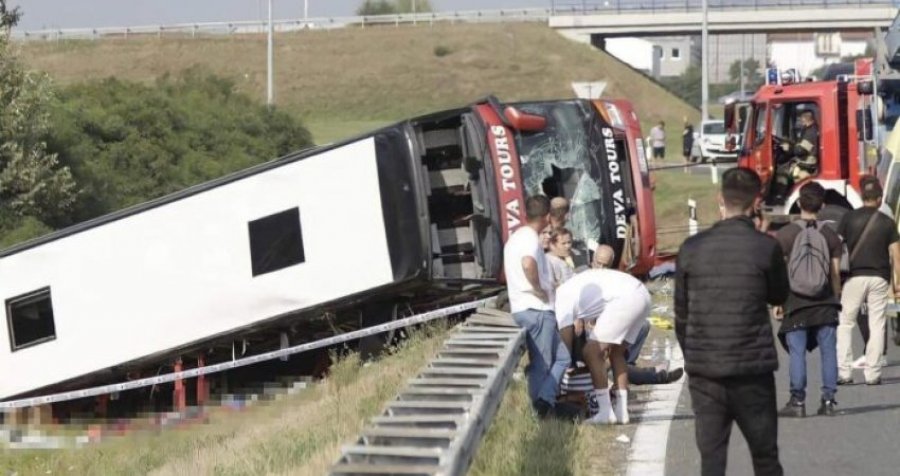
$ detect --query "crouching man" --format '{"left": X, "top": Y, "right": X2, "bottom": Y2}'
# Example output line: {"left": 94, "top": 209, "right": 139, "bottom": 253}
{"left": 555, "top": 245, "right": 651, "bottom": 424}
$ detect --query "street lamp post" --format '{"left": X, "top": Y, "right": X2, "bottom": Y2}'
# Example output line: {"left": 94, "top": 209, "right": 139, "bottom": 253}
{"left": 267, "top": 0, "right": 274, "bottom": 107}
{"left": 740, "top": 34, "right": 746, "bottom": 97}
{"left": 701, "top": 0, "right": 709, "bottom": 120}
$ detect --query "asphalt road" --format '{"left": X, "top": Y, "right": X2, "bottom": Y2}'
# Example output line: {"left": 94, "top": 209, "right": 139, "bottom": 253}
{"left": 665, "top": 321, "right": 900, "bottom": 475}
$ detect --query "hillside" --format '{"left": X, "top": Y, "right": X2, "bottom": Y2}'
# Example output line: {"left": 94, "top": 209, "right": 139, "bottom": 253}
{"left": 19, "top": 23, "right": 698, "bottom": 144}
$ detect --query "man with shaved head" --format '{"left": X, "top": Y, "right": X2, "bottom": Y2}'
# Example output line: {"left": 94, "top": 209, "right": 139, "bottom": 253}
{"left": 550, "top": 197, "right": 570, "bottom": 230}
{"left": 554, "top": 244, "right": 652, "bottom": 424}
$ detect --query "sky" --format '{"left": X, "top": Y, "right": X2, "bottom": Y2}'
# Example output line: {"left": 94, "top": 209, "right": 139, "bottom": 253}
{"left": 12, "top": 1, "right": 551, "bottom": 30}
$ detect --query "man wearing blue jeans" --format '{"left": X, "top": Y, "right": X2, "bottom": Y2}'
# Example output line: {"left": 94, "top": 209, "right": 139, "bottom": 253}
{"left": 774, "top": 182, "right": 842, "bottom": 417}
{"left": 504, "top": 195, "right": 576, "bottom": 419}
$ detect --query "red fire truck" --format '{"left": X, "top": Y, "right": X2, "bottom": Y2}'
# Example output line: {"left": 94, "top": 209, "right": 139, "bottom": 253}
{"left": 725, "top": 65, "right": 882, "bottom": 222}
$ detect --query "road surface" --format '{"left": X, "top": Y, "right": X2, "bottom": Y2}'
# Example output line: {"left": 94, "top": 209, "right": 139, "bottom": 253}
{"left": 665, "top": 324, "right": 900, "bottom": 475}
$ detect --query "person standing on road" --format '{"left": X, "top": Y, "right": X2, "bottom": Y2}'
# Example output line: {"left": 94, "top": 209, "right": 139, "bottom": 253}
{"left": 836, "top": 176, "right": 900, "bottom": 386}
{"left": 504, "top": 195, "right": 576, "bottom": 419}
{"left": 649, "top": 121, "right": 666, "bottom": 161}
{"left": 682, "top": 120, "right": 695, "bottom": 163}
{"left": 675, "top": 167, "right": 788, "bottom": 476}
{"left": 773, "top": 182, "right": 842, "bottom": 418}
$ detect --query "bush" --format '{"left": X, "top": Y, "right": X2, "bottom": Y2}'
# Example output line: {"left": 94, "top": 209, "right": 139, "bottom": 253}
{"left": 433, "top": 45, "right": 452, "bottom": 57}
{"left": 44, "top": 69, "right": 314, "bottom": 227}
{"left": 0, "top": 216, "right": 53, "bottom": 250}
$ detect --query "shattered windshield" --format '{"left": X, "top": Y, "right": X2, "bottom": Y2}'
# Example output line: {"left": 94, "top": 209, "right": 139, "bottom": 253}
{"left": 513, "top": 101, "right": 606, "bottom": 251}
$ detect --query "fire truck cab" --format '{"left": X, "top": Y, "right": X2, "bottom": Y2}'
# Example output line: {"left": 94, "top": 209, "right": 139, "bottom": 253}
{"left": 726, "top": 67, "right": 881, "bottom": 222}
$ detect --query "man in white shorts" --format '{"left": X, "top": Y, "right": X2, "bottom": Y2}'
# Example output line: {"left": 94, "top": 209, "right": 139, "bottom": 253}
{"left": 555, "top": 245, "right": 651, "bottom": 424}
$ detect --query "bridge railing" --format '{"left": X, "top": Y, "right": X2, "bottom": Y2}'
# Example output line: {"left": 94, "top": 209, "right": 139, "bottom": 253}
{"left": 12, "top": 8, "right": 551, "bottom": 42}
{"left": 551, "top": 0, "right": 900, "bottom": 14}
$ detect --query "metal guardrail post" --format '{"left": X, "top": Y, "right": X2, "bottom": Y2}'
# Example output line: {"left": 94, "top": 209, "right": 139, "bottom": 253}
{"left": 328, "top": 308, "right": 524, "bottom": 476}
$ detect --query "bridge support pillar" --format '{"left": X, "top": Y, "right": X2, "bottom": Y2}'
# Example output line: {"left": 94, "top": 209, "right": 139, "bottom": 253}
{"left": 590, "top": 34, "right": 606, "bottom": 51}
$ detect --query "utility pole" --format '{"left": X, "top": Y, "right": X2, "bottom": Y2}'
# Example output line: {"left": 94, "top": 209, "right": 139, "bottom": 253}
{"left": 304, "top": 0, "right": 308, "bottom": 21}
{"left": 267, "top": 0, "right": 274, "bottom": 107}
{"left": 739, "top": 34, "right": 746, "bottom": 97}
{"left": 701, "top": 0, "right": 709, "bottom": 120}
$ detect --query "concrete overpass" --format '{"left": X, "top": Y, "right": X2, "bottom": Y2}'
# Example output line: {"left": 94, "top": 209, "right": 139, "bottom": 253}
{"left": 550, "top": 0, "right": 898, "bottom": 38}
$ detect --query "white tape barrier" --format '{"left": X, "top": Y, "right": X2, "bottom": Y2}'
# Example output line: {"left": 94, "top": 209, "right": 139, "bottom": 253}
{"left": 0, "top": 297, "right": 497, "bottom": 411}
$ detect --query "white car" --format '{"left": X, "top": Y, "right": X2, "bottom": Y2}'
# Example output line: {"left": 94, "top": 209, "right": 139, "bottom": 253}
{"left": 691, "top": 120, "right": 738, "bottom": 164}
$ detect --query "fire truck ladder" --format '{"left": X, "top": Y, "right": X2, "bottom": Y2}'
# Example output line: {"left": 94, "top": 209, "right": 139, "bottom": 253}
{"left": 328, "top": 307, "right": 524, "bottom": 476}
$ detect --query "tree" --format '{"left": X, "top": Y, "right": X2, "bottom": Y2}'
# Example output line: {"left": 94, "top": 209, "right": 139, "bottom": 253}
{"left": 660, "top": 65, "right": 702, "bottom": 108}
{"left": 46, "top": 70, "right": 314, "bottom": 224}
{"left": 356, "top": 0, "right": 397, "bottom": 15}
{"left": 356, "top": 0, "right": 432, "bottom": 15}
{"left": 394, "top": 0, "right": 433, "bottom": 13}
{"left": 0, "top": 0, "right": 21, "bottom": 34}
{"left": 0, "top": 2, "right": 78, "bottom": 239}
{"left": 728, "top": 58, "right": 763, "bottom": 89}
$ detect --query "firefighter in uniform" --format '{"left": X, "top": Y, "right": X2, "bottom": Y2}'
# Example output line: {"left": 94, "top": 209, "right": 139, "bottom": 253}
{"left": 773, "top": 111, "right": 819, "bottom": 202}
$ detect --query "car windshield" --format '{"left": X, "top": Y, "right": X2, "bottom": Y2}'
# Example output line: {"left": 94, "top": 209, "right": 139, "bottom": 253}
{"left": 703, "top": 122, "right": 726, "bottom": 134}
{"left": 512, "top": 101, "right": 607, "bottom": 250}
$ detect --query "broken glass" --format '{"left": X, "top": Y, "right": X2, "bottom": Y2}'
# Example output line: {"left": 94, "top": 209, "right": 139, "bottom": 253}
{"left": 515, "top": 101, "right": 606, "bottom": 249}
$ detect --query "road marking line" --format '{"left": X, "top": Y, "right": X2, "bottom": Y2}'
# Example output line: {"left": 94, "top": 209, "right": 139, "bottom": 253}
{"left": 626, "top": 353, "right": 685, "bottom": 476}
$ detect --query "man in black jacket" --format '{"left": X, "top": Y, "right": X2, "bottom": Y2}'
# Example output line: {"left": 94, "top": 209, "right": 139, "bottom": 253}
{"left": 675, "top": 167, "right": 789, "bottom": 476}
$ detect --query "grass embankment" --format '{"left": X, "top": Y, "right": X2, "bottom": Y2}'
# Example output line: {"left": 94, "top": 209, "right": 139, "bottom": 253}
{"left": 652, "top": 170, "right": 722, "bottom": 252}
{"left": 1, "top": 322, "right": 633, "bottom": 476}
{"left": 470, "top": 376, "right": 631, "bottom": 476}
{"left": 1, "top": 326, "right": 453, "bottom": 475}
{"left": 20, "top": 23, "right": 698, "bottom": 145}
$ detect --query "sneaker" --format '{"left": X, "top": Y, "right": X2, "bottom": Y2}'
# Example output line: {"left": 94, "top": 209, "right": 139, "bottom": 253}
{"left": 778, "top": 397, "right": 806, "bottom": 418}
{"left": 584, "top": 410, "right": 617, "bottom": 425}
{"left": 817, "top": 399, "right": 837, "bottom": 416}
{"left": 836, "top": 377, "right": 854, "bottom": 386}
{"left": 852, "top": 356, "right": 867, "bottom": 369}
{"left": 865, "top": 378, "right": 882, "bottom": 386}
{"left": 659, "top": 367, "right": 684, "bottom": 384}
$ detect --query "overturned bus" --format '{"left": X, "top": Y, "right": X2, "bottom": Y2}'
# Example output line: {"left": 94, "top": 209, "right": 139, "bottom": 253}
{"left": 0, "top": 97, "right": 655, "bottom": 411}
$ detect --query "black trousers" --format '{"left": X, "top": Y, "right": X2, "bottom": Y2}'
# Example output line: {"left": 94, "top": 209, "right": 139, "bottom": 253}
{"left": 688, "top": 372, "right": 784, "bottom": 476}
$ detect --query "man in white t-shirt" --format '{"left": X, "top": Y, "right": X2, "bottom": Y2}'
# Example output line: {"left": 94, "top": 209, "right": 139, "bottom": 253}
{"left": 504, "top": 195, "right": 576, "bottom": 419}
{"left": 555, "top": 245, "right": 651, "bottom": 425}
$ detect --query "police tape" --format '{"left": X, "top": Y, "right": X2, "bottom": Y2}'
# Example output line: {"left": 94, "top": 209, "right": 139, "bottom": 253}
{"left": 0, "top": 297, "right": 498, "bottom": 411}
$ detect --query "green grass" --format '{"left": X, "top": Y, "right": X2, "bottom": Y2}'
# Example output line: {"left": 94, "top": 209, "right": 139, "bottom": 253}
{"left": 470, "top": 373, "right": 630, "bottom": 476}
{"left": 304, "top": 118, "right": 392, "bottom": 145}
{"left": 652, "top": 169, "right": 721, "bottom": 252}
{"left": 20, "top": 24, "right": 698, "bottom": 146}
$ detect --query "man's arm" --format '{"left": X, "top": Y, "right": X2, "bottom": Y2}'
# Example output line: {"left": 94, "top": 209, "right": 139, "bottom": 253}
{"left": 829, "top": 231, "right": 843, "bottom": 298}
{"left": 521, "top": 256, "right": 548, "bottom": 302}
{"left": 674, "top": 250, "right": 688, "bottom": 350}
{"left": 831, "top": 257, "right": 842, "bottom": 297}
{"left": 767, "top": 243, "right": 790, "bottom": 306}
{"left": 890, "top": 241, "right": 900, "bottom": 295}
